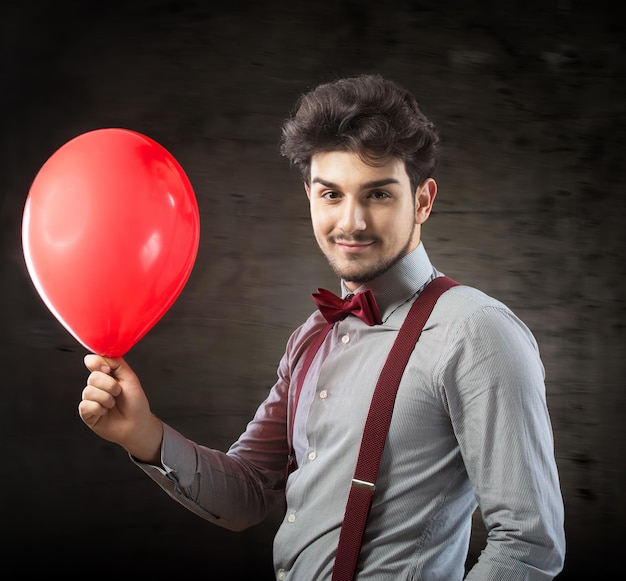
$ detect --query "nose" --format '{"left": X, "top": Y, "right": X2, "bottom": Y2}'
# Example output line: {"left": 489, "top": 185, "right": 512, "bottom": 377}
{"left": 337, "top": 198, "right": 367, "bottom": 234}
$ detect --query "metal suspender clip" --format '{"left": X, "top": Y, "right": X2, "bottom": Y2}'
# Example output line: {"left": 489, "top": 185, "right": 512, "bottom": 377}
{"left": 351, "top": 478, "right": 376, "bottom": 492}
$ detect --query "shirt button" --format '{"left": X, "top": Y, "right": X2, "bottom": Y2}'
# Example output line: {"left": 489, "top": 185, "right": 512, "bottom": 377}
{"left": 319, "top": 389, "right": 328, "bottom": 399}
{"left": 278, "top": 570, "right": 286, "bottom": 580}
{"left": 341, "top": 333, "right": 350, "bottom": 344}
{"left": 308, "top": 450, "right": 317, "bottom": 462}
{"left": 287, "top": 512, "right": 296, "bottom": 523}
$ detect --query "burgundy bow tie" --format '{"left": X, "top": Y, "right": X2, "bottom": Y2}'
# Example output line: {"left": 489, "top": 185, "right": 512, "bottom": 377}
{"left": 312, "top": 288, "right": 382, "bottom": 326}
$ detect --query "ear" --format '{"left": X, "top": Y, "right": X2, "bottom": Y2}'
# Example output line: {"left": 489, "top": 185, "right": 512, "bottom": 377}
{"left": 304, "top": 182, "right": 311, "bottom": 200}
{"left": 415, "top": 178, "right": 437, "bottom": 224}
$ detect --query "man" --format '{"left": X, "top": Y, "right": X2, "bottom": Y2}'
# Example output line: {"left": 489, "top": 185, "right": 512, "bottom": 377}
{"left": 80, "top": 74, "right": 566, "bottom": 579}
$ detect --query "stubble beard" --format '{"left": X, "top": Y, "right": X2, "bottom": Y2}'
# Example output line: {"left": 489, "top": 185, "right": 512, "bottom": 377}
{"left": 324, "top": 225, "right": 416, "bottom": 285}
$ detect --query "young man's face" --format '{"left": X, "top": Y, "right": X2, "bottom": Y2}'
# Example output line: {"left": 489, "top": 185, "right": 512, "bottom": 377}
{"left": 306, "top": 151, "right": 436, "bottom": 291}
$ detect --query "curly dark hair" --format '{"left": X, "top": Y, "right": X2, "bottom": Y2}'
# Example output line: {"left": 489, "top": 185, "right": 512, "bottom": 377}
{"left": 280, "top": 74, "right": 440, "bottom": 193}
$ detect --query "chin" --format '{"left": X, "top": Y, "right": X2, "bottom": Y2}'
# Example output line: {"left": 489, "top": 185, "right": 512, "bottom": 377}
{"left": 337, "top": 268, "right": 375, "bottom": 285}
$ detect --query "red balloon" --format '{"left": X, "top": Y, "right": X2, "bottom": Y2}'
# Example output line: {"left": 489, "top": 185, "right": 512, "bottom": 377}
{"left": 22, "top": 128, "right": 200, "bottom": 357}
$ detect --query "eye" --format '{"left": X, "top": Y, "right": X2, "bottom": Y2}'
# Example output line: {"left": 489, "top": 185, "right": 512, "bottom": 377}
{"left": 370, "top": 190, "right": 391, "bottom": 200}
{"left": 321, "top": 190, "right": 341, "bottom": 200}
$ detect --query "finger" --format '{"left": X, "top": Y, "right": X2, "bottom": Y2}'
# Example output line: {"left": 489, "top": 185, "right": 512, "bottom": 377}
{"left": 87, "top": 370, "right": 121, "bottom": 396}
{"left": 84, "top": 353, "right": 112, "bottom": 374}
{"left": 78, "top": 399, "right": 108, "bottom": 426}
{"left": 82, "top": 384, "right": 118, "bottom": 409}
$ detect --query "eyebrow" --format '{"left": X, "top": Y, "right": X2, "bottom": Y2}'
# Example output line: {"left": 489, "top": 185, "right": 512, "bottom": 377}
{"left": 311, "top": 177, "right": 401, "bottom": 189}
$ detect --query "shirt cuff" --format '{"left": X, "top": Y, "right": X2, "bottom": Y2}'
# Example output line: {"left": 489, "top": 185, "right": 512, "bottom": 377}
{"left": 131, "top": 423, "right": 199, "bottom": 488}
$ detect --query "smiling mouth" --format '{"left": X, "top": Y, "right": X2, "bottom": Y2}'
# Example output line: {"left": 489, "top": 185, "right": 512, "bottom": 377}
{"left": 336, "top": 241, "right": 374, "bottom": 254}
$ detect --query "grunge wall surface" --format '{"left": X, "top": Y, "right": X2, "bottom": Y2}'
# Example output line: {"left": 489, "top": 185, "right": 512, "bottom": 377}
{"left": 1, "top": 1, "right": 624, "bottom": 578}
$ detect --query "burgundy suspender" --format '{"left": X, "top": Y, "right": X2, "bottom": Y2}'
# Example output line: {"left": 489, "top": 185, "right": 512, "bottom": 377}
{"left": 288, "top": 276, "right": 460, "bottom": 579}
{"left": 288, "top": 321, "right": 333, "bottom": 471}
{"left": 331, "top": 275, "right": 459, "bottom": 580}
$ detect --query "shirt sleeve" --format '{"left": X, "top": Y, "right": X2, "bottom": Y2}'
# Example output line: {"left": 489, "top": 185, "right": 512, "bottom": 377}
{"left": 440, "top": 304, "right": 566, "bottom": 580}
{"left": 132, "top": 354, "right": 293, "bottom": 532}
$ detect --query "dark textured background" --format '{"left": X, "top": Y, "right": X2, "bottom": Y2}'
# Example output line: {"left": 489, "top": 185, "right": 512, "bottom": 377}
{"left": 1, "top": 1, "right": 624, "bottom": 578}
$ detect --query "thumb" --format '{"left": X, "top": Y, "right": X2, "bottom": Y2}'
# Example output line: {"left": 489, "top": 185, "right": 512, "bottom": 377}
{"left": 84, "top": 354, "right": 135, "bottom": 382}
{"left": 104, "top": 356, "right": 135, "bottom": 383}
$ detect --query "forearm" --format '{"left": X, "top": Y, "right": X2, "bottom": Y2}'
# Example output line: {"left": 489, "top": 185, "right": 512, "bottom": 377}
{"left": 124, "top": 413, "right": 164, "bottom": 464}
{"left": 465, "top": 527, "right": 563, "bottom": 581}
{"left": 134, "top": 423, "right": 286, "bottom": 531}
{"left": 465, "top": 533, "right": 565, "bottom": 580}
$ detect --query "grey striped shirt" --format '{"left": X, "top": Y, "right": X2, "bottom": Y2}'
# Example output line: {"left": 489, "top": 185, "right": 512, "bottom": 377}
{"left": 138, "top": 243, "right": 565, "bottom": 580}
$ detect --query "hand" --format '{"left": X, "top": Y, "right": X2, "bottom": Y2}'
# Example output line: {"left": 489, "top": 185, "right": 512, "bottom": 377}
{"left": 79, "top": 354, "right": 163, "bottom": 463}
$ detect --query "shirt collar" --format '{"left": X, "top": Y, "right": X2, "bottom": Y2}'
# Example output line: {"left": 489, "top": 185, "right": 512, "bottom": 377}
{"left": 340, "top": 242, "right": 439, "bottom": 323}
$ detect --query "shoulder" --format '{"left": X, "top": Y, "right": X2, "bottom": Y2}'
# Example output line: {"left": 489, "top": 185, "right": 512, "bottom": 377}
{"left": 435, "top": 282, "right": 538, "bottom": 350}
{"left": 440, "top": 281, "right": 507, "bottom": 312}
{"left": 433, "top": 282, "right": 511, "bottom": 325}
